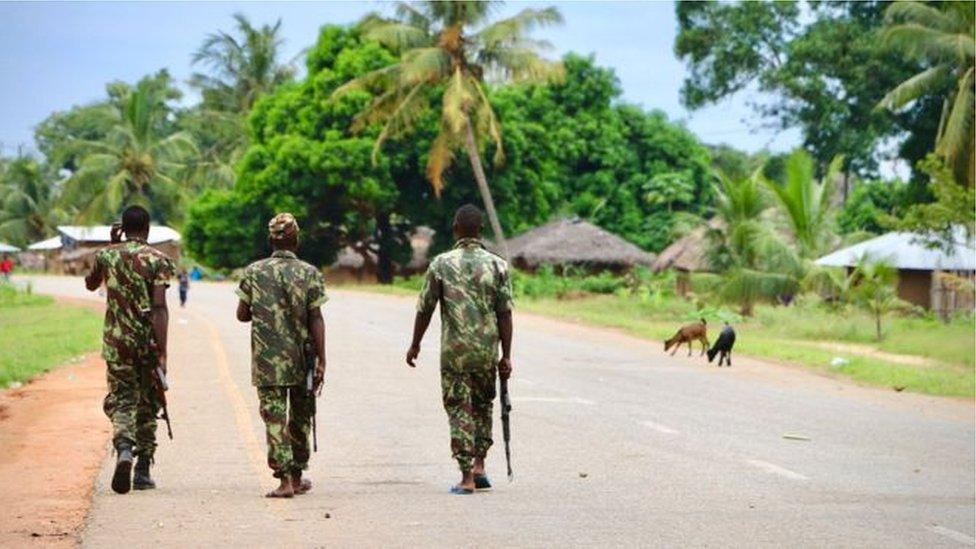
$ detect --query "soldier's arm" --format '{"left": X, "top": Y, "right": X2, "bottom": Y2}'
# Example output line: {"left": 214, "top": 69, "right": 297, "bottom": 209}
{"left": 151, "top": 285, "right": 169, "bottom": 371}
{"left": 497, "top": 310, "right": 513, "bottom": 379}
{"left": 308, "top": 307, "right": 326, "bottom": 381}
{"left": 85, "top": 254, "right": 104, "bottom": 291}
{"left": 406, "top": 310, "right": 433, "bottom": 367}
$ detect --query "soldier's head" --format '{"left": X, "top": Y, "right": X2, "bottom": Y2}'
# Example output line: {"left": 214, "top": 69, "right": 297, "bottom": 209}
{"left": 453, "top": 204, "right": 483, "bottom": 239}
{"left": 121, "top": 205, "right": 150, "bottom": 240}
{"left": 268, "top": 212, "right": 299, "bottom": 251}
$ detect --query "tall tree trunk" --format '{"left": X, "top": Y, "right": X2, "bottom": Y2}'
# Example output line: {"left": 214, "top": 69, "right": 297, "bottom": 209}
{"left": 376, "top": 211, "right": 394, "bottom": 284}
{"left": 875, "top": 307, "right": 882, "bottom": 340}
{"left": 463, "top": 119, "right": 508, "bottom": 259}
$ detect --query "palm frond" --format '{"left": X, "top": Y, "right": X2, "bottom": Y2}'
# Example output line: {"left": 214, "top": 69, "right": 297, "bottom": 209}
{"left": 884, "top": 24, "right": 975, "bottom": 63}
{"left": 399, "top": 47, "right": 451, "bottom": 86}
{"left": 936, "top": 67, "right": 975, "bottom": 162}
{"left": 426, "top": 131, "right": 456, "bottom": 197}
{"left": 362, "top": 20, "right": 432, "bottom": 51}
{"left": 885, "top": 1, "right": 961, "bottom": 33}
{"left": 877, "top": 64, "right": 951, "bottom": 110}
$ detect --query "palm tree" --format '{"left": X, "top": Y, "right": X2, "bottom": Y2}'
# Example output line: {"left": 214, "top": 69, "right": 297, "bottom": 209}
{"left": 878, "top": 1, "right": 975, "bottom": 186}
{"left": 0, "top": 156, "right": 65, "bottom": 247}
{"left": 761, "top": 150, "right": 840, "bottom": 259}
{"left": 708, "top": 172, "right": 802, "bottom": 315}
{"left": 64, "top": 79, "right": 198, "bottom": 224}
{"left": 850, "top": 256, "right": 903, "bottom": 340}
{"left": 334, "top": 1, "right": 564, "bottom": 257}
{"left": 190, "top": 13, "right": 297, "bottom": 113}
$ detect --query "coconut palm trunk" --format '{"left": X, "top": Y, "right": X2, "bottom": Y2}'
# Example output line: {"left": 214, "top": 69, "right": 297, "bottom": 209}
{"left": 464, "top": 118, "right": 508, "bottom": 259}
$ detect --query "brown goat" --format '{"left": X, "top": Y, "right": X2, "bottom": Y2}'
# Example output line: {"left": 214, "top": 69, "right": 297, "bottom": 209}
{"left": 664, "top": 318, "right": 709, "bottom": 357}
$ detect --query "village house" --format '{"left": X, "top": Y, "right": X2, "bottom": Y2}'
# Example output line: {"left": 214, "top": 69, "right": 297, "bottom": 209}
{"left": 815, "top": 229, "right": 976, "bottom": 316}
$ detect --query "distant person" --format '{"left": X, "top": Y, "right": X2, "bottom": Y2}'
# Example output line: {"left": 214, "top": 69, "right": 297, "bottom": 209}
{"left": 84, "top": 205, "right": 175, "bottom": 494}
{"left": 406, "top": 204, "right": 514, "bottom": 495}
{"left": 178, "top": 269, "right": 189, "bottom": 307}
{"left": 0, "top": 253, "right": 13, "bottom": 282}
{"left": 190, "top": 265, "right": 202, "bottom": 281}
{"left": 236, "top": 213, "right": 327, "bottom": 498}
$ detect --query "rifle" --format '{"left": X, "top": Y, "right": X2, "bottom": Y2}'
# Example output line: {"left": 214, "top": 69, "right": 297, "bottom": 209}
{"left": 306, "top": 347, "right": 318, "bottom": 452}
{"left": 150, "top": 366, "right": 173, "bottom": 439}
{"left": 499, "top": 376, "right": 513, "bottom": 481}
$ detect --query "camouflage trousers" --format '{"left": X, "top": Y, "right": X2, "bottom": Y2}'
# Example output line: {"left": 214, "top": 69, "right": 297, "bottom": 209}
{"left": 104, "top": 362, "right": 159, "bottom": 458}
{"left": 441, "top": 362, "right": 496, "bottom": 472}
{"left": 257, "top": 386, "right": 314, "bottom": 478}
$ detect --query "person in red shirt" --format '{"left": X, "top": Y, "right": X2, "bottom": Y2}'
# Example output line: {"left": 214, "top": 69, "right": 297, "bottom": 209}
{"left": 0, "top": 254, "right": 13, "bottom": 282}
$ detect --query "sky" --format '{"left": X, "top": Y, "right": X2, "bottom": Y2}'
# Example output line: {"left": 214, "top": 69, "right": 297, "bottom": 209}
{"left": 0, "top": 1, "right": 802, "bottom": 158}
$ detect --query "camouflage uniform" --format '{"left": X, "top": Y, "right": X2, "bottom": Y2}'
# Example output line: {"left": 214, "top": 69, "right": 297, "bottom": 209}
{"left": 91, "top": 239, "right": 175, "bottom": 459}
{"left": 237, "top": 214, "right": 327, "bottom": 478}
{"left": 417, "top": 237, "right": 514, "bottom": 471}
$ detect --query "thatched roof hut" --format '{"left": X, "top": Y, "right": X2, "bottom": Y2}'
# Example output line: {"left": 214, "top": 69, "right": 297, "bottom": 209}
{"left": 652, "top": 218, "right": 723, "bottom": 273}
{"left": 506, "top": 218, "right": 655, "bottom": 271}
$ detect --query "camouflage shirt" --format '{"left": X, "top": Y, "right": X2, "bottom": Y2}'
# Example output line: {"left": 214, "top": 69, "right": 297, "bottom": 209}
{"left": 236, "top": 250, "right": 328, "bottom": 387}
{"left": 93, "top": 240, "right": 175, "bottom": 367}
{"left": 417, "top": 238, "right": 514, "bottom": 367}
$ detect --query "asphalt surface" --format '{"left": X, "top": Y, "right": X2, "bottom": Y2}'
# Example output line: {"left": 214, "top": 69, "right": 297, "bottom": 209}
{"left": 20, "top": 276, "right": 976, "bottom": 548}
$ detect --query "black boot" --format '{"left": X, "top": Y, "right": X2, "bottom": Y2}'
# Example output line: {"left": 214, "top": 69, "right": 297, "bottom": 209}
{"left": 112, "top": 441, "right": 134, "bottom": 494}
{"left": 133, "top": 454, "right": 156, "bottom": 490}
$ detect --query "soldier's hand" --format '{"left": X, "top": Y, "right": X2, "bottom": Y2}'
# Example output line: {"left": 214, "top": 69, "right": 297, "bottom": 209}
{"left": 110, "top": 222, "right": 124, "bottom": 243}
{"left": 159, "top": 354, "right": 167, "bottom": 375}
{"left": 406, "top": 345, "right": 420, "bottom": 368}
{"left": 314, "top": 357, "right": 326, "bottom": 395}
{"left": 498, "top": 357, "right": 513, "bottom": 380}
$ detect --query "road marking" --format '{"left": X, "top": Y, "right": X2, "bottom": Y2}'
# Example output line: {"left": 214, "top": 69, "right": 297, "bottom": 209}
{"left": 641, "top": 421, "right": 678, "bottom": 434}
{"left": 926, "top": 525, "right": 976, "bottom": 545}
{"left": 513, "top": 396, "right": 596, "bottom": 405}
{"left": 744, "top": 459, "right": 809, "bottom": 481}
{"left": 192, "top": 311, "right": 266, "bottom": 477}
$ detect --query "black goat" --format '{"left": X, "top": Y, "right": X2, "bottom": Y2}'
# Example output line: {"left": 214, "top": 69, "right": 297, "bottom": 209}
{"left": 706, "top": 323, "right": 736, "bottom": 367}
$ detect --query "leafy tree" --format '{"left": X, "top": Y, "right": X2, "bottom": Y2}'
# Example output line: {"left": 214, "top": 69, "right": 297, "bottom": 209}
{"left": 185, "top": 25, "right": 421, "bottom": 275}
{"left": 891, "top": 154, "right": 976, "bottom": 247}
{"left": 486, "top": 54, "right": 714, "bottom": 252}
{"left": 34, "top": 102, "right": 116, "bottom": 174}
{"left": 63, "top": 71, "right": 198, "bottom": 224}
{"left": 878, "top": 1, "right": 975, "bottom": 187}
{"left": 674, "top": 1, "right": 932, "bottom": 180}
{"left": 0, "top": 155, "right": 66, "bottom": 247}
{"left": 761, "top": 149, "right": 840, "bottom": 258}
{"left": 836, "top": 179, "right": 907, "bottom": 234}
{"left": 335, "top": 1, "right": 564, "bottom": 256}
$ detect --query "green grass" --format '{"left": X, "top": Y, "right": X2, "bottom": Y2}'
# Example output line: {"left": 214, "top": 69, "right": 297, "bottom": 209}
{"left": 0, "top": 284, "right": 102, "bottom": 387}
{"left": 519, "top": 295, "right": 975, "bottom": 397}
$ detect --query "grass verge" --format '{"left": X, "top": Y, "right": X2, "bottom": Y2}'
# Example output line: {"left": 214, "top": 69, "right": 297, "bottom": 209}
{"left": 520, "top": 296, "right": 974, "bottom": 398}
{"left": 0, "top": 284, "right": 102, "bottom": 387}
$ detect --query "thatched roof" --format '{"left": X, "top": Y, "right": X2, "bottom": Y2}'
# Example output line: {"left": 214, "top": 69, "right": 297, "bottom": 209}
{"left": 506, "top": 218, "right": 655, "bottom": 269}
{"left": 652, "top": 218, "right": 723, "bottom": 273}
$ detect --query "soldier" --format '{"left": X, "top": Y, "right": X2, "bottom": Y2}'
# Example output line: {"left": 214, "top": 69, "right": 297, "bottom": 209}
{"left": 84, "top": 205, "right": 175, "bottom": 494}
{"left": 406, "top": 204, "right": 514, "bottom": 495}
{"left": 236, "top": 213, "right": 327, "bottom": 498}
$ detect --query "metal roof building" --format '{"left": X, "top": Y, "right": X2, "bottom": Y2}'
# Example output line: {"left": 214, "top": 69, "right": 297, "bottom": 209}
{"left": 815, "top": 229, "right": 975, "bottom": 314}
{"left": 815, "top": 230, "right": 975, "bottom": 271}
{"left": 0, "top": 243, "right": 20, "bottom": 253}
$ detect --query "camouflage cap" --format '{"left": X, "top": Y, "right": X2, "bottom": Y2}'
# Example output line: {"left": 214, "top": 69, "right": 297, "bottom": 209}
{"left": 268, "top": 213, "right": 299, "bottom": 240}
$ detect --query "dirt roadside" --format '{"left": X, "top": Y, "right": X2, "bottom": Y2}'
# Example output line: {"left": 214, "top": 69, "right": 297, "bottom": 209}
{"left": 0, "top": 353, "right": 108, "bottom": 547}
{"left": 0, "top": 296, "right": 108, "bottom": 547}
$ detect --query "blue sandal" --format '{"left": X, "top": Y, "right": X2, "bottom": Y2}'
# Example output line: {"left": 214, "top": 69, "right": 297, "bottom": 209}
{"left": 449, "top": 485, "right": 474, "bottom": 495}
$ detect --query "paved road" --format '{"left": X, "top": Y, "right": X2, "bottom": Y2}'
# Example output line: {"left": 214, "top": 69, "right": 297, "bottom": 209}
{"left": 21, "top": 276, "right": 976, "bottom": 547}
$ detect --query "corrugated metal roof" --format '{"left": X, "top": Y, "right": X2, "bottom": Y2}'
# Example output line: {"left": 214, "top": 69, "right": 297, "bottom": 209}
{"left": 57, "top": 225, "right": 181, "bottom": 245}
{"left": 815, "top": 230, "right": 975, "bottom": 271}
{"left": 0, "top": 243, "right": 20, "bottom": 253}
{"left": 27, "top": 236, "right": 62, "bottom": 251}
